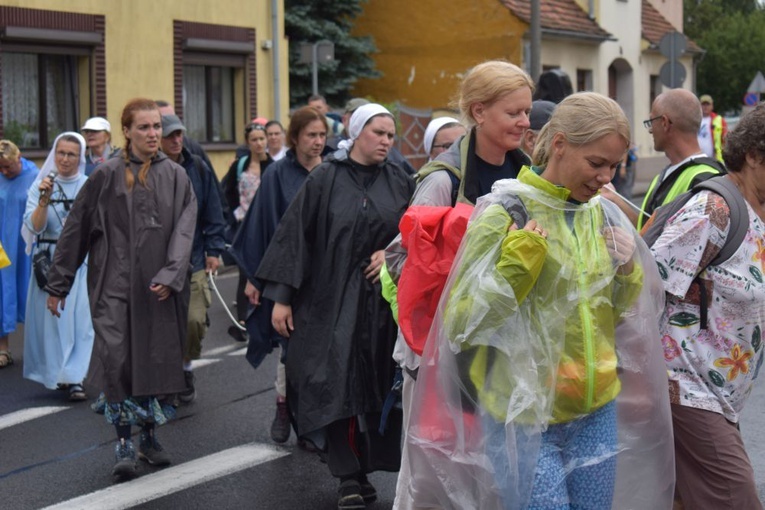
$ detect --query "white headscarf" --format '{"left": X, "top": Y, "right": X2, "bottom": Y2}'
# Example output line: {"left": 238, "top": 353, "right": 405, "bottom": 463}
{"left": 22, "top": 132, "right": 87, "bottom": 254}
{"left": 423, "top": 116, "right": 461, "bottom": 157}
{"left": 337, "top": 103, "right": 392, "bottom": 151}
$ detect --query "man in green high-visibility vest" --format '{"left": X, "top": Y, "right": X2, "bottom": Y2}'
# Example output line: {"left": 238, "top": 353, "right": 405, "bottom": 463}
{"left": 634, "top": 89, "right": 726, "bottom": 230}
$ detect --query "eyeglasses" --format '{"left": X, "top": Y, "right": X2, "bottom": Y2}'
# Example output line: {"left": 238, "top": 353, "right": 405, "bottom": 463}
{"left": 55, "top": 151, "right": 80, "bottom": 160}
{"left": 246, "top": 123, "right": 266, "bottom": 132}
{"left": 432, "top": 142, "right": 453, "bottom": 151}
{"left": 643, "top": 115, "right": 672, "bottom": 133}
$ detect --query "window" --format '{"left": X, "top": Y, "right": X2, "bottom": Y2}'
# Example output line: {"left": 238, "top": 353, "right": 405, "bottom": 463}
{"left": 0, "top": 7, "right": 106, "bottom": 152}
{"left": 2, "top": 52, "right": 78, "bottom": 149}
{"left": 649, "top": 74, "right": 661, "bottom": 107}
{"left": 576, "top": 69, "right": 593, "bottom": 92}
{"left": 174, "top": 21, "right": 256, "bottom": 146}
{"left": 183, "top": 64, "right": 235, "bottom": 143}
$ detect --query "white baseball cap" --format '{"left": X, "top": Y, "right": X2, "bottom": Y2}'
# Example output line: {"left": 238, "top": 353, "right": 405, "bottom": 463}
{"left": 81, "top": 117, "right": 111, "bottom": 132}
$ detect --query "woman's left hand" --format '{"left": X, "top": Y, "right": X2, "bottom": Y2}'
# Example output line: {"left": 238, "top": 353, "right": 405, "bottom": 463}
{"left": 364, "top": 250, "right": 386, "bottom": 283}
{"left": 149, "top": 283, "right": 171, "bottom": 301}
{"left": 604, "top": 226, "right": 635, "bottom": 274}
{"left": 47, "top": 296, "right": 66, "bottom": 318}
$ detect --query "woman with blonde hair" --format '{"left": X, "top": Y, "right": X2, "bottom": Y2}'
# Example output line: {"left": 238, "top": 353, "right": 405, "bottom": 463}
{"left": 388, "top": 59, "right": 534, "bottom": 509}
{"left": 403, "top": 92, "right": 674, "bottom": 508}
{"left": 45, "top": 98, "right": 197, "bottom": 483}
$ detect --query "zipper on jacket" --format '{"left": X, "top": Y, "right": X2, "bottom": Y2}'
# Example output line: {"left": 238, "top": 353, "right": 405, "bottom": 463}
{"left": 573, "top": 220, "right": 596, "bottom": 413}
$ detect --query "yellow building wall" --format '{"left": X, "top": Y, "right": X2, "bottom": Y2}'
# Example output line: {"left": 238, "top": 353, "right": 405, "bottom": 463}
{"left": 351, "top": 0, "right": 527, "bottom": 109}
{"left": 1, "top": 0, "right": 289, "bottom": 176}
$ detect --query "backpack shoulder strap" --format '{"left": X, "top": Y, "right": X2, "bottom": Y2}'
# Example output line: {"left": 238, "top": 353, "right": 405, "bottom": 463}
{"left": 414, "top": 161, "right": 462, "bottom": 206}
{"left": 641, "top": 190, "right": 692, "bottom": 248}
{"left": 236, "top": 156, "right": 247, "bottom": 180}
{"left": 692, "top": 176, "right": 748, "bottom": 266}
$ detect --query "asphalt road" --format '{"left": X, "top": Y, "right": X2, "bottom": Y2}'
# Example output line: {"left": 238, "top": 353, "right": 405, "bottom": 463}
{"left": 3, "top": 260, "right": 765, "bottom": 508}
{"left": 0, "top": 270, "right": 397, "bottom": 510}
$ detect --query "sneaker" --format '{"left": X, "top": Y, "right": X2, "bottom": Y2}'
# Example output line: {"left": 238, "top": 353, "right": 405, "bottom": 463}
{"left": 69, "top": 384, "right": 87, "bottom": 402}
{"left": 337, "top": 480, "right": 366, "bottom": 510}
{"left": 178, "top": 370, "right": 196, "bottom": 404}
{"left": 270, "top": 400, "right": 290, "bottom": 443}
{"left": 112, "top": 439, "right": 138, "bottom": 483}
{"left": 138, "top": 430, "right": 171, "bottom": 466}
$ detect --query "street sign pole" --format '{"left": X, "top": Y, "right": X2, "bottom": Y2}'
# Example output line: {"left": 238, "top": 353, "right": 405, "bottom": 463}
{"left": 298, "top": 40, "right": 336, "bottom": 97}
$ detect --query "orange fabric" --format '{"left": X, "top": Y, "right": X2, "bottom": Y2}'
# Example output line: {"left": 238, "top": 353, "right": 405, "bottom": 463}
{"left": 398, "top": 203, "right": 473, "bottom": 355}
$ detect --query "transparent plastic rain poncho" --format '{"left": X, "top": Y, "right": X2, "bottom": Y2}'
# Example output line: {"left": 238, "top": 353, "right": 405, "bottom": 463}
{"left": 405, "top": 172, "right": 674, "bottom": 509}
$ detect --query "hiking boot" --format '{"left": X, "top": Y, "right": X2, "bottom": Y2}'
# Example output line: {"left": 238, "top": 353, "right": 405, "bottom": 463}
{"left": 337, "top": 479, "right": 365, "bottom": 510}
{"left": 270, "top": 400, "right": 290, "bottom": 443}
{"left": 138, "top": 430, "right": 171, "bottom": 466}
{"left": 112, "top": 439, "right": 138, "bottom": 483}
{"left": 178, "top": 370, "right": 196, "bottom": 404}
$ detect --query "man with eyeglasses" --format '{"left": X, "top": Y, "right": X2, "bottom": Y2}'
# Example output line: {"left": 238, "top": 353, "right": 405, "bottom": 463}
{"left": 634, "top": 89, "right": 726, "bottom": 229}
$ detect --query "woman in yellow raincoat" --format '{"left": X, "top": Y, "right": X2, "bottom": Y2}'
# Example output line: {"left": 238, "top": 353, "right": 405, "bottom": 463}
{"left": 404, "top": 93, "right": 674, "bottom": 509}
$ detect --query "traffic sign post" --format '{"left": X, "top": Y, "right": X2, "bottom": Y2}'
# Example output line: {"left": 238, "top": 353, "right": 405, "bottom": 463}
{"left": 298, "top": 40, "right": 335, "bottom": 96}
{"left": 658, "top": 31, "right": 687, "bottom": 89}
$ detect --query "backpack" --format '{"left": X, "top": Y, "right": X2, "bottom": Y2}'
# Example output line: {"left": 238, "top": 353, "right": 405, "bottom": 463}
{"left": 642, "top": 176, "right": 749, "bottom": 329}
{"left": 397, "top": 196, "right": 528, "bottom": 356}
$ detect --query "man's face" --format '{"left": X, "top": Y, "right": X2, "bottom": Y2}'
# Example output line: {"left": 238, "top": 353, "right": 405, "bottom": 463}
{"left": 266, "top": 125, "right": 284, "bottom": 151}
{"left": 0, "top": 156, "right": 21, "bottom": 179}
{"left": 161, "top": 130, "right": 184, "bottom": 160}
{"left": 308, "top": 99, "right": 328, "bottom": 115}
{"left": 648, "top": 104, "right": 668, "bottom": 152}
{"left": 701, "top": 101, "right": 713, "bottom": 117}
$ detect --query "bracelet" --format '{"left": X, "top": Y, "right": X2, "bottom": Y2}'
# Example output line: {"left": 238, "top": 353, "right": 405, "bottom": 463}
{"left": 38, "top": 196, "right": 50, "bottom": 207}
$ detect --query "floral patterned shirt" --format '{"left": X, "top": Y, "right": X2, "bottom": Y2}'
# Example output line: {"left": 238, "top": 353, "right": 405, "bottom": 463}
{"left": 651, "top": 190, "right": 765, "bottom": 422}
{"left": 234, "top": 170, "right": 261, "bottom": 222}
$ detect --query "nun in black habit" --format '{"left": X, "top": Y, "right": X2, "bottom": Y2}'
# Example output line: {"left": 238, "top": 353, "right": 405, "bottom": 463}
{"left": 256, "top": 103, "right": 414, "bottom": 508}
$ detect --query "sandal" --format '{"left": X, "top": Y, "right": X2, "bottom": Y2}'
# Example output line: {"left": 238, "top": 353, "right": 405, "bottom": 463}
{"left": 69, "top": 384, "right": 87, "bottom": 401}
{"left": 0, "top": 350, "right": 13, "bottom": 368}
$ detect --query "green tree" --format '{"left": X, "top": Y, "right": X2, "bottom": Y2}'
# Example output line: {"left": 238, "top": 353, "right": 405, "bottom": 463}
{"left": 684, "top": 0, "right": 765, "bottom": 114}
{"left": 285, "top": 0, "right": 380, "bottom": 108}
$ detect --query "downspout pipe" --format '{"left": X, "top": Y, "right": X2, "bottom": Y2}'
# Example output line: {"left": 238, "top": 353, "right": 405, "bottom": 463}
{"left": 271, "top": 0, "right": 281, "bottom": 121}
{"left": 589, "top": 0, "right": 595, "bottom": 20}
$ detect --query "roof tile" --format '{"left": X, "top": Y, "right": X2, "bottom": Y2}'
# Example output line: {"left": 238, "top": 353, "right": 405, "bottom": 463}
{"left": 641, "top": 0, "right": 701, "bottom": 53}
{"left": 502, "top": 0, "right": 612, "bottom": 40}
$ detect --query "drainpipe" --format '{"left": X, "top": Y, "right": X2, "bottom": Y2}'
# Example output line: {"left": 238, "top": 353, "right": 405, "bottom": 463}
{"left": 588, "top": 0, "right": 595, "bottom": 19}
{"left": 530, "top": 0, "right": 541, "bottom": 81}
{"left": 271, "top": 0, "right": 281, "bottom": 121}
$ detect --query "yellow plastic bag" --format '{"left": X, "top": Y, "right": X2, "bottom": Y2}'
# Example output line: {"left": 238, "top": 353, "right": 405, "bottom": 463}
{"left": 0, "top": 241, "right": 10, "bottom": 269}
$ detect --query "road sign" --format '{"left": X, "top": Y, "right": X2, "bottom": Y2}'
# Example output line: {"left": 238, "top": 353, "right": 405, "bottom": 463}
{"left": 659, "top": 60, "right": 686, "bottom": 89}
{"left": 744, "top": 92, "right": 759, "bottom": 106}
{"left": 747, "top": 71, "right": 765, "bottom": 93}
{"left": 659, "top": 32, "right": 687, "bottom": 60}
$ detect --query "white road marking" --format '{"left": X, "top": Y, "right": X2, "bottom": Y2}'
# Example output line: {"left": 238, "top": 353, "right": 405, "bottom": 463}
{"left": 202, "top": 344, "right": 241, "bottom": 357}
{"left": 189, "top": 358, "right": 221, "bottom": 370}
{"left": 228, "top": 347, "right": 247, "bottom": 356}
{"left": 42, "top": 443, "right": 289, "bottom": 510}
{"left": 0, "top": 406, "right": 70, "bottom": 431}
